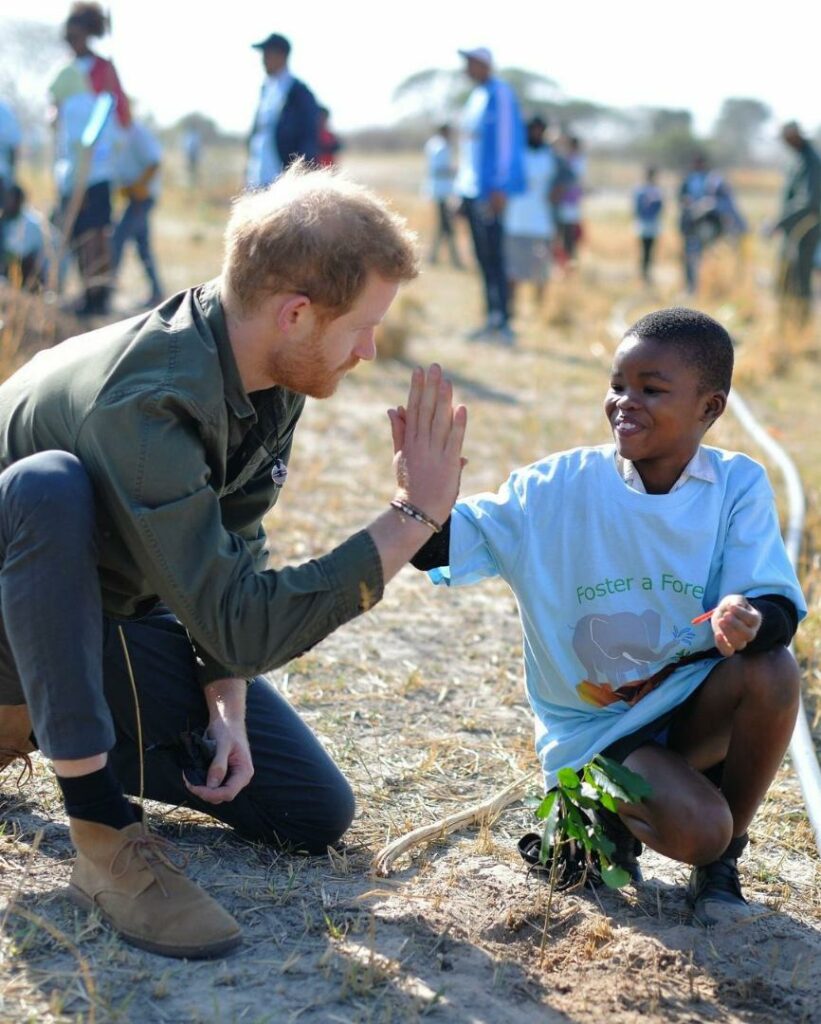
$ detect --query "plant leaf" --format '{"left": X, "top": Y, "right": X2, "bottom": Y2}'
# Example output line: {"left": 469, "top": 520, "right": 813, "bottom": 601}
{"left": 534, "top": 789, "right": 557, "bottom": 821}
{"left": 600, "top": 863, "right": 632, "bottom": 889}
{"left": 594, "top": 755, "right": 653, "bottom": 801}
{"left": 556, "top": 767, "right": 581, "bottom": 789}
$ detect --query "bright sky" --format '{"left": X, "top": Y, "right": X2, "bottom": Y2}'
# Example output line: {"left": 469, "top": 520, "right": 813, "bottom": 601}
{"left": 7, "top": 1, "right": 821, "bottom": 136}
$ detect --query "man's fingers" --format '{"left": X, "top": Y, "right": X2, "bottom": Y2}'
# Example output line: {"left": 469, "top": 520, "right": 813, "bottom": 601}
{"left": 405, "top": 367, "right": 424, "bottom": 438}
{"left": 387, "top": 408, "right": 405, "bottom": 454}
{"left": 430, "top": 377, "right": 454, "bottom": 448}
{"left": 206, "top": 757, "right": 228, "bottom": 789}
{"left": 446, "top": 404, "right": 468, "bottom": 458}
{"left": 183, "top": 766, "right": 252, "bottom": 805}
{"left": 416, "top": 364, "right": 442, "bottom": 438}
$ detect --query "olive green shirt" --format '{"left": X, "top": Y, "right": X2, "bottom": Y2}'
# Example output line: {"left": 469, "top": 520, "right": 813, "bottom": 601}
{"left": 0, "top": 280, "right": 383, "bottom": 684}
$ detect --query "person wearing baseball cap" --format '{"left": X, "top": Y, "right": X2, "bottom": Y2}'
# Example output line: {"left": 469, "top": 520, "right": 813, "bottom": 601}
{"left": 453, "top": 46, "right": 525, "bottom": 343}
{"left": 246, "top": 33, "right": 319, "bottom": 188}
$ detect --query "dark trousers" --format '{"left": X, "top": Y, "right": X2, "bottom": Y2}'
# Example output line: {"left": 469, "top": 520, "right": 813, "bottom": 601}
{"left": 430, "top": 200, "right": 462, "bottom": 267}
{"left": 0, "top": 452, "right": 354, "bottom": 852}
{"left": 461, "top": 197, "right": 509, "bottom": 326}
{"left": 640, "top": 235, "right": 656, "bottom": 282}
{"left": 112, "top": 197, "right": 162, "bottom": 302}
{"left": 779, "top": 222, "right": 820, "bottom": 301}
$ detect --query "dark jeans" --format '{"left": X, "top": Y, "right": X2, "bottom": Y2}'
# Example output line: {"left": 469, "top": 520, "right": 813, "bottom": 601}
{"left": 780, "top": 222, "right": 820, "bottom": 301}
{"left": 461, "top": 196, "right": 509, "bottom": 326}
{"left": 640, "top": 235, "right": 656, "bottom": 282}
{"left": 430, "top": 200, "right": 461, "bottom": 266}
{"left": 0, "top": 452, "right": 354, "bottom": 851}
{"left": 112, "top": 197, "right": 162, "bottom": 301}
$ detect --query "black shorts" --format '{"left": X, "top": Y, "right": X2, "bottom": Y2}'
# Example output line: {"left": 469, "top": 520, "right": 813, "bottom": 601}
{"left": 63, "top": 180, "right": 112, "bottom": 239}
{"left": 600, "top": 708, "right": 676, "bottom": 763}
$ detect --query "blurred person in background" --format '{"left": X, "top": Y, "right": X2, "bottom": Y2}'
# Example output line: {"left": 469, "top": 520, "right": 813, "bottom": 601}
{"left": 0, "top": 100, "right": 22, "bottom": 207}
{"left": 246, "top": 33, "right": 319, "bottom": 189}
{"left": 49, "top": 1, "right": 131, "bottom": 316}
{"left": 678, "top": 153, "right": 746, "bottom": 295}
{"left": 317, "top": 107, "right": 343, "bottom": 168}
{"left": 504, "top": 115, "right": 556, "bottom": 319}
{"left": 634, "top": 167, "right": 664, "bottom": 284}
{"left": 553, "top": 133, "right": 585, "bottom": 268}
{"left": 0, "top": 184, "right": 51, "bottom": 290}
{"left": 112, "top": 117, "right": 164, "bottom": 308}
{"left": 423, "top": 123, "right": 463, "bottom": 268}
{"left": 770, "top": 121, "right": 821, "bottom": 322}
{"left": 453, "top": 46, "right": 525, "bottom": 344}
{"left": 181, "top": 125, "right": 203, "bottom": 187}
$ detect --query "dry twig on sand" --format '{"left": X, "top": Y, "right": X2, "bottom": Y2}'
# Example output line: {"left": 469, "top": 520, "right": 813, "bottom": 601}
{"left": 373, "top": 772, "right": 536, "bottom": 876}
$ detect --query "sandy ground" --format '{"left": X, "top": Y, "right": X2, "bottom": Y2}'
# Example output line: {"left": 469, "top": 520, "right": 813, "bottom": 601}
{"left": 1, "top": 156, "right": 820, "bottom": 1023}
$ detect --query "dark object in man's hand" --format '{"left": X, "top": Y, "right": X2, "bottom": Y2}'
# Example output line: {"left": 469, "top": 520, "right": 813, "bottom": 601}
{"left": 179, "top": 729, "right": 217, "bottom": 788}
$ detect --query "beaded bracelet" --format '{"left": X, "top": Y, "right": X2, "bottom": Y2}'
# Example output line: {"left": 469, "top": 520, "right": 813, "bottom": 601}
{"left": 389, "top": 498, "right": 443, "bottom": 534}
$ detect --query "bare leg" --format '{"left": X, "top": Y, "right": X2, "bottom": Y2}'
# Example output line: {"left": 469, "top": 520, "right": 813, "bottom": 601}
{"left": 614, "top": 648, "right": 799, "bottom": 863}
{"left": 667, "top": 647, "right": 800, "bottom": 836}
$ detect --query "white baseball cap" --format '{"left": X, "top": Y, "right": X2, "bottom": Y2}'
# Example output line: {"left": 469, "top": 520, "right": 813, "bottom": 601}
{"left": 458, "top": 47, "right": 493, "bottom": 66}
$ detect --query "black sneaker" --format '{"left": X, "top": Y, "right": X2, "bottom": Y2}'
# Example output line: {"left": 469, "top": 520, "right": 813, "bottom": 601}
{"left": 686, "top": 833, "right": 751, "bottom": 927}
{"left": 591, "top": 806, "right": 643, "bottom": 883}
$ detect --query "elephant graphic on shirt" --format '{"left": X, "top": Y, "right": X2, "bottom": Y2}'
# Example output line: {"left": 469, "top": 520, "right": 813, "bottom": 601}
{"left": 572, "top": 609, "right": 693, "bottom": 692}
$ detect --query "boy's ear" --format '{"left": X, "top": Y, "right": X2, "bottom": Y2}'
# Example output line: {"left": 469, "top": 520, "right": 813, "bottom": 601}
{"left": 701, "top": 390, "right": 727, "bottom": 425}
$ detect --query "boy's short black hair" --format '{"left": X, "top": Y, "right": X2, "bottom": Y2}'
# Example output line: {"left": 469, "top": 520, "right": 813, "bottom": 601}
{"left": 624, "top": 307, "right": 733, "bottom": 393}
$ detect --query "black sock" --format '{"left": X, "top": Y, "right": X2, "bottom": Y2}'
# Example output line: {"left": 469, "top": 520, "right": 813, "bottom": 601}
{"left": 57, "top": 763, "right": 140, "bottom": 830}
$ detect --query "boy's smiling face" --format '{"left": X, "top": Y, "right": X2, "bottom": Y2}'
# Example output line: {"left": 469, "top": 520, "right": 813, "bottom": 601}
{"left": 604, "top": 334, "right": 727, "bottom": 494}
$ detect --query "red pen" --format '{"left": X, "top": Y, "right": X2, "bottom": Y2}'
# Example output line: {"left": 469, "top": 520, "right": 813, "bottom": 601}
{"left": 691, "top": 608, "right": 715, "bottom": 625}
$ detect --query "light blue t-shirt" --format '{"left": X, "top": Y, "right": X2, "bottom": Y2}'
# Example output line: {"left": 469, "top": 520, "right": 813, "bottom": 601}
{"left": 432, "top": 444, "right": 806, "bottom": 787}
{"left": 116, "top": 122, "right": 162, "bottom": 197}
{"left": 50, "top": 58, "right": 119, "bottom": 195}
{"left": 0, "top": 101, "right": 22, "bottom": 186}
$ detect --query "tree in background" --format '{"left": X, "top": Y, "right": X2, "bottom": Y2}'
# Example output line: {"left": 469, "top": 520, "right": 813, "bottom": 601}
{"left": 711, "top": 98, "right": 772, "bottom": 165}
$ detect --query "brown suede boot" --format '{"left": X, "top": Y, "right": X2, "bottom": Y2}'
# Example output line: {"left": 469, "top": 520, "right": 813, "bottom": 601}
{"left": 0, "top": 705, "right": 35, "bottom": 784}
{"left": 68, "top": 818, "right": 242, "bottom": 958}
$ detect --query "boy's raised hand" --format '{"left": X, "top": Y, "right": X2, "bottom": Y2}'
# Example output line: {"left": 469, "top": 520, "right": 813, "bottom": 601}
{"left": 711, "top": 595, "right": 763, "bottom": 656}
{"left": 387, "top": 364, "right": 467, "bottom": 526}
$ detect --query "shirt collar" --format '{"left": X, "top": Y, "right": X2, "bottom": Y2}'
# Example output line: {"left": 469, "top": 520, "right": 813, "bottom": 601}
{"left": 616, "top": 446, "right": 716, "bottom": 494}
{"left": 195, "top": 279, "right": 256, "bottom": 423}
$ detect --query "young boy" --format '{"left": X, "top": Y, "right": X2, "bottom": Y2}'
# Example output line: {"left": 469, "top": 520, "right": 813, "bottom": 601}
{"left": 405, "top": 307, "right": 805, "bottom": 927}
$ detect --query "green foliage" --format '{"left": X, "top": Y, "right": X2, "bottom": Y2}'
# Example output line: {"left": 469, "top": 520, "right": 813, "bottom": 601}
{"left": 536, "top": 755, "right": 651, "bottom": 890}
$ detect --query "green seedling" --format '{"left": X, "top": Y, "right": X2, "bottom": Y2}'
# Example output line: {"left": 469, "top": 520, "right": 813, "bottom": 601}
{"left": 534, "top": 754, "right": 652, "bottom": 890}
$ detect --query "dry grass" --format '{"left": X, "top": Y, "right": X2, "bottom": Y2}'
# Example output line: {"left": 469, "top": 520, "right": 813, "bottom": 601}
{"left": 0, "top": 149, "right": 819, "bottom": 1023}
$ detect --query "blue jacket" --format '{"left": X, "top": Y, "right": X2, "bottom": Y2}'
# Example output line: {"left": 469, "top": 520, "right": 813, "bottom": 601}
{"left": 251, "top": 76, "right": 319, "bottom": 167}
{"left": 477, "top": 78, "right": 525, "bottom": 199}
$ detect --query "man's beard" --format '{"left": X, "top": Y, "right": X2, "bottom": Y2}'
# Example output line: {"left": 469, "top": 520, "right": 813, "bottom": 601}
{"left": 267, "top": 328, "right": 358, "bottom": 398}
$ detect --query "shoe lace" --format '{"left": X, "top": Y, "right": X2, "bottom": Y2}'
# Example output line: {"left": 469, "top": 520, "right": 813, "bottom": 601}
{"left": 0, "top": 748, "right": 33, "bottom": 787}
{"left": 110, "top": 832, "right": 189, "bottom": 898}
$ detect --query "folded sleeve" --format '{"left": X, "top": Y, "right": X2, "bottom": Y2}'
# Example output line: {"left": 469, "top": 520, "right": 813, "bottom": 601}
{"left": 711, "top": 466, "right": 806, "bottom": 621}
{"left": 77, "top": 389, "right": 384, "bottom": 682}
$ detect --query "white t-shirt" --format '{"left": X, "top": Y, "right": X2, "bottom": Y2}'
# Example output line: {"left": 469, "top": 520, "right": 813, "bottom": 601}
{"left": 504, "top": 146, "right": 556, "bottom": 238}
{"left": 432, "top": 444, "right": 806, "bottom": 787}
{"left": 246, "top": 72, "right": 291, "bottom": 188}
{"left": 454, "top": 85, "right": 489, "bottom": 200}
{"left": 424, "top": 135, "right": 454, "bottom": 201}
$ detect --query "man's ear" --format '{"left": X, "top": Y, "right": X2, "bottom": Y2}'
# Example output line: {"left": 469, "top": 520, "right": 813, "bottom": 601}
{"left": 702, "top": 390, "right": 727, "bottom": 425}
{"left": 277, "top": 293, "right": 312, "bottom": 334}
